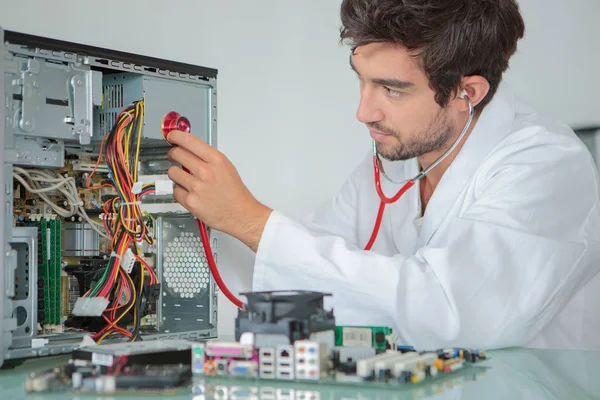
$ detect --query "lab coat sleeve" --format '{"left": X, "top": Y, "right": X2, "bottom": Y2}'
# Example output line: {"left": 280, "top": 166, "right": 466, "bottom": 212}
{"left": 298, "top": 152, "right": 371, "bottom": 243}
{"left": 252, "top": 133, "right": 600, "bottom": 350}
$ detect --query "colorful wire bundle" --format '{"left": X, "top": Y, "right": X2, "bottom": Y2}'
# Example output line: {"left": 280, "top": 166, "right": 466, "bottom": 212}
{"left": 84, "top": 100, "right": 158, "bottom": 343}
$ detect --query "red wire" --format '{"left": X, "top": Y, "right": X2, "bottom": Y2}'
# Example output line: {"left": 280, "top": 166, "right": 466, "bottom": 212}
{"left": 196, "top": 219, "right": 246, "bottom": 310}
{"left": 365, "top": 156, "right": 415, "bottom": 250}
{"left": 179, "top": 164, "right": 246, "bottom": 310}
{"left": 163, "top": 117, "right": 246, "bottom": 310}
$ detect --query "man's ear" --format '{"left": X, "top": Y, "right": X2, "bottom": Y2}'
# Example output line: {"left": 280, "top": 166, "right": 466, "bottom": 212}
{"left": 458, "top": 76, "right": 490, "bottom": 110}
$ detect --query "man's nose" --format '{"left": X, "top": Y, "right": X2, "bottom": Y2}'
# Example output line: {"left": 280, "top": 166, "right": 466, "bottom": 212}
{"left": 356, "top": 87, "right": 384, "bottom": 124}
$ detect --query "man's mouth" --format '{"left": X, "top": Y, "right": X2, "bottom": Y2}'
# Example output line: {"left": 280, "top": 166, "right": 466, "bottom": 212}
{"left": 369, "top": 130, "right": 393, "bottom": 141}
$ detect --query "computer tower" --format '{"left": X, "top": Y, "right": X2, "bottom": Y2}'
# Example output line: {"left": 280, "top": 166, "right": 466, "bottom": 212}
{"left": 0, "top": 27, "right": 220, "bottom": 368}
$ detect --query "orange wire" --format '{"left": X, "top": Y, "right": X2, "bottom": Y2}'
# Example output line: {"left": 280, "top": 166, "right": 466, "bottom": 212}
{"left": 85, "top": 134, "right": 114, "bottom": 190}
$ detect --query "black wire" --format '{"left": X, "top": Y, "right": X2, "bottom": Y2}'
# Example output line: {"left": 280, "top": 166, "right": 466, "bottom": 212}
{"left": 129, "top": 260, "right": 145, "bottom": 342}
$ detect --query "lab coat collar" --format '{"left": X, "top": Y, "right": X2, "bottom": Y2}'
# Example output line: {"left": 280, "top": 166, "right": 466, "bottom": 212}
{"left": 417, "top": 83, "right": 516, "bottom": 247}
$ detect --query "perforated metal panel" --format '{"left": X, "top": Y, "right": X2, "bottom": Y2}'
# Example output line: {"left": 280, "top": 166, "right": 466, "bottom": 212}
{"left": 94, "top": 73, "right": 142, "bottom": 137}
{"left": 155, "top": 214, "right": 217, "bottom": 335}
{"left": 163, "top": 231, "right": 211, "bottom": 297}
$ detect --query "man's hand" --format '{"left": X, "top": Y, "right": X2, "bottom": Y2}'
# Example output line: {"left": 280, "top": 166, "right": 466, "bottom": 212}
{"left": 166, "top": 130, "right": 272, "bottom": 252}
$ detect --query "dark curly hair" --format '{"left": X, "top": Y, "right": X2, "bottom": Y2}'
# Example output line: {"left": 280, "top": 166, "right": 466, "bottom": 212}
{"left": 340, "top": 0, "right": 525, "bottom": 111}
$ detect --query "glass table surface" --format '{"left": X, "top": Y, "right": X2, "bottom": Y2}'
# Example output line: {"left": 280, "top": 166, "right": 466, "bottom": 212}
{"left": 0, "top": 347, "right": 598, "bottom": 400}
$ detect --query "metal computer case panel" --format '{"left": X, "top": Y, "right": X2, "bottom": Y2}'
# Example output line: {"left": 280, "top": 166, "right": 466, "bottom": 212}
{"left": 94, "top": 74, "right": 211, "bottom": 144}
{"left": 1, "top": 26, "right": 8, "bottom": 369}
{"left": 8, "top": 227, "right": 38, "bottom": 349}
{"left": 154, "top": 214, "right": 217, "bottom": 336}
{"left": 3, "top": 29, "right": 219, "bottom": 149}
{"left": 5, "top": 56, "right": 102, "bottom": 143}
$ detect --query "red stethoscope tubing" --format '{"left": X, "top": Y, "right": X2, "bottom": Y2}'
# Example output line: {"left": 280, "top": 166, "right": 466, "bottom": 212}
{"left": 162, "top": 112, "right": 246, "bottom": 310}
{"left": 364, "top": 156, "right": 415, "bottom": 250}
{"left": 363, "top": 94, "right": 474, "bottom": 251}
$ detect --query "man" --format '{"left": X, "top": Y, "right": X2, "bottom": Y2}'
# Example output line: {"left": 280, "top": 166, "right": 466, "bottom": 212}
{"left": 166, "top": 0, "right": 600, "bottom": 351}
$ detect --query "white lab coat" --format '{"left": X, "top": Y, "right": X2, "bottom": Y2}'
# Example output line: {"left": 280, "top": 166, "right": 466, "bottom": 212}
{"left": 251, "top": 84, "right": 600, "bottom": 351}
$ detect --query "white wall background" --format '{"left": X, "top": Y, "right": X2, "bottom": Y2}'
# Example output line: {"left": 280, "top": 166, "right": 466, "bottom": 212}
{"left": 1, "top": 0, "right": 598, "bottom": 337}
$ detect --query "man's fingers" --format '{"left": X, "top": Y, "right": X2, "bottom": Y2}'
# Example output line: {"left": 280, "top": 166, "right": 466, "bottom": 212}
{"left": 172, "top": 186, "right": 190, "bottom": 209}
{"left": 167, "top": 165, "right": 198, "bottom": 191}
{"left": 167, "top": 130, "right": 219, "bottom": 163}
{"left": 167, "top": 146, "right": 209, "bottom": 178}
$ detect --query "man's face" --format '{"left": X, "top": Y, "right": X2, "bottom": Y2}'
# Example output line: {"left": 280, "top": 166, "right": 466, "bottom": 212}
{"left": 350, "top": 43, "right": 458, "bottom": 161}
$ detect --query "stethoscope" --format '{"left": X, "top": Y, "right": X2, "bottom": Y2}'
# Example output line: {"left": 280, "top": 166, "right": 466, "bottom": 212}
{"left": 364, "top": 92, "right": 475, "bottom": 250}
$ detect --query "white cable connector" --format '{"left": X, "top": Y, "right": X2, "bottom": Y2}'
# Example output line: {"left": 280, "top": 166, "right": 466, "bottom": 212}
{"left": 72, "top": 297, "right": 109, "bottom": 317}
{"left": 155, "top": 180, "right": 173, "bottom": 195}
{"left": 132, "top": 179, "right": 173, "bottom": 196}
{"left": 132, "top": 182, "right": 143, "bottom": 195}
{"left": 121, "top": 248, "right": 135, "bottom": 273}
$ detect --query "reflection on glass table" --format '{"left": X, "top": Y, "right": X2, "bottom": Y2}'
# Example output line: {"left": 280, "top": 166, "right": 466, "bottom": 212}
{"left": 191, "top": 362, "right": 486, "bottom": 400}
{"left": 2, "top": 347, "right": 599, "bottom": 400}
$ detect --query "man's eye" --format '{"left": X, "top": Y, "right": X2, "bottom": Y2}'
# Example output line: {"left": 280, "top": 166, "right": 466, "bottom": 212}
{"left": 386, "top": 87, "right": 402, "bottom": 97}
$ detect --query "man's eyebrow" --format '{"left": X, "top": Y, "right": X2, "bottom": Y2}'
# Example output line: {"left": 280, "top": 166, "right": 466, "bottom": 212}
{"left": 349, "top": 55, "right": 414, "bottom": 90}
{"left": 371, "top": 78, "right": 414, "bottom": 89}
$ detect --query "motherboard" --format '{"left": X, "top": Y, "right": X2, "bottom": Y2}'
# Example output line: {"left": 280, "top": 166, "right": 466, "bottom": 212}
{"left": 24, "top": 291, "right": 488, "bottom": 395}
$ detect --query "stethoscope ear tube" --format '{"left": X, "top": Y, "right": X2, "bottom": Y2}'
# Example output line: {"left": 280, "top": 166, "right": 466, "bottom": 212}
{"left": 373, "top": 98, "right": 474, "bottom": 185}
{"left": 365, "top": 97, "right": 475, "bottom": 250}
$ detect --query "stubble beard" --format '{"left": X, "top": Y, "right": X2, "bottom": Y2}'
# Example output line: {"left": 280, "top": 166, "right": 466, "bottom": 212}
{"left": 372, "top": 109, "right": 456, "bottom": 162}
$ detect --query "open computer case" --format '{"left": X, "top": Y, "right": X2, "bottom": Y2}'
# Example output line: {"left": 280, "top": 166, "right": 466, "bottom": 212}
{"left": 0, "top": 27, "right": 220, "bottom": 368}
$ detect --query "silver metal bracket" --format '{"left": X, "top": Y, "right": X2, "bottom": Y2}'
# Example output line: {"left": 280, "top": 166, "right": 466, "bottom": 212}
{"left": 13, "top": 137, "right": 64, "bottom": 168}
{"left": 18, "top": 59, "right": 40, "bottom": 133}
{"left": 5, "top": 249, "right": 16, "bottom": 298}
{"left": 67, "top": 69, "right": 102, "bottom": 145}
{"left": 69, "top": 73, "right": 89, "bottom": 145}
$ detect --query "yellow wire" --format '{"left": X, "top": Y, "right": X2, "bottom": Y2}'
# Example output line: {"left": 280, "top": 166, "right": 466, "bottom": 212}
{"left": 133, "top": 101, "right": 144, "bottom": 183}
{"left": 97, "top": 270, "right": 137, "bottom": 344}
{"left": 123, "top": 128, "right": 130, "bottom": 170}
{"left": 98, "top": 100, "right": 151, "bottom": 344}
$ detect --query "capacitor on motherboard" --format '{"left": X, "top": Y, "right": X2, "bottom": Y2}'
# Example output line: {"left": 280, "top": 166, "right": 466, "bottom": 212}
{"left": 76, "top": 173, "right": 88, "bottom": 188}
